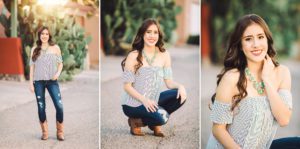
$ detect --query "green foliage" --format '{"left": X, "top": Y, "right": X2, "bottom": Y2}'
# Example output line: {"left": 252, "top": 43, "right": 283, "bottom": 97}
{"left": 18, "top": 3, "right": 92, "bottom": 81}
{"left": 101, "top": 0, "right": 181, "bottom": 55}
{"left": 210, "top": 0, "right": 300, "bottom": 63}
{"left": 187, "top": 35, "right": 200, "bottom": 45}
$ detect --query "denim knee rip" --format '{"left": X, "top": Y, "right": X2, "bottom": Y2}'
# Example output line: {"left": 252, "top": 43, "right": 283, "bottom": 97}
{"left": 157, "top": 108, "right": 169, "bottom": 124}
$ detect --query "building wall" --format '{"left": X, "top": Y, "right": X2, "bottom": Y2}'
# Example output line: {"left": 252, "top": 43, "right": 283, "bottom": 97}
{"left": 84, "top": 15, "right": 99, "bottom": 69}
{"left": 175, "top": 0, "right": 199, "bottom": 45}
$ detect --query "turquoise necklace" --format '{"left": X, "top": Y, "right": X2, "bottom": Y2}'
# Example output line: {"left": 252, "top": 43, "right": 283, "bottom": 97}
{"left": 245, "top": 67, "right": 265, "bottom": 95}
{"left": 142, "top": 48, "right": 157, "bottom": 66}
{"left": 41, "top": 45, "right": 49, "bottom": 54}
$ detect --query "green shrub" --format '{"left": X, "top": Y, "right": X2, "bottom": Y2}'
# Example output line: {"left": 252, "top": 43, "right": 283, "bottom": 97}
{"left": 18, "top": 3, "right": 92, "bottom": 81}
{"left": 101, "top": 0, "right": 181, "bottom": 55}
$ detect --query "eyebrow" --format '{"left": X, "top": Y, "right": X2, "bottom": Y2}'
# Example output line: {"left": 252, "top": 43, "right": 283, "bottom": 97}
{"left": 242, "top": 33, "right": 265, "bottom": 39}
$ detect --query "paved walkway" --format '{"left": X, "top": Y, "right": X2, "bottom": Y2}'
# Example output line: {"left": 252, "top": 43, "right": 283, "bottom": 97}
{"left": 0, "top": 70, "right": 99, "bottom": 149}
{"left": 101, "top": 45, "right": 200, "bottom": 149}
{"left": 201, "top": 60, "right": 300, "bottom": 148}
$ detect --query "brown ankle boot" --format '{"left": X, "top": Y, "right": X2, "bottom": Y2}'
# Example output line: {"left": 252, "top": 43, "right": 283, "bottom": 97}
{"left": 148, "top": 126, "right": 165, "bottom": 137}
{"left": 128, "top": 118, "right": 145, "bottom": 136}
{"left": 40, "top": 121, "right": 48, "bottom": 140}
{"left": 56, "top": 121, "right": 64, "bottom": 141}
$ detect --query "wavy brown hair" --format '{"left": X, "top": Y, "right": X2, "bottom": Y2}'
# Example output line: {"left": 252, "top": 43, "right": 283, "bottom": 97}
{"left": 211, "top": 14, "right": 279, "bottom": 110}
{"left": 121, "top": 18, "right": 166, "bottom": 72}
{"left": 32, "top": 26, "right": 55, "bottom": 62}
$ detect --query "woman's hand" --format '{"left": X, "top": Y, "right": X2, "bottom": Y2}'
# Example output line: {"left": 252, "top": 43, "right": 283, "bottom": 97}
{"left": 52, "top": 73, "right": 59, "bottom": 80}
{"left": 262, "top": 54, "right": 275, "bottom": 83}
{"left": 142, "top": 99, "right": 158, "bottom": 112}
{"left": 29, "top": 82, "right": 34, "bottom": 93}
{"left": 177, "top": 85, "right": 187, "bottom": 104}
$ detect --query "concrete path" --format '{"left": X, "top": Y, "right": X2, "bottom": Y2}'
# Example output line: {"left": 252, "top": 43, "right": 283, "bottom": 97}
{"left": 0, "top": 70, "right": 99, "bottom": 149}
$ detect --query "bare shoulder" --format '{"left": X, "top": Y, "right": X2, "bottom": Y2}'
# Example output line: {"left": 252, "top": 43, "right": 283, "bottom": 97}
{"left": 53, "top": 44, "right": 61, "bottom": 52}
{"left": 161, "top": 49, "right": 171, "bottom": 67}
{"left": 276, "top": 64, "right": 291, "bottom": 90}
{"left": 222, "top": 68, "right": 240, "bottom": 83}
{"left": 161, "top": 49, "right": 170, "bottom": 57}
{"left": 277, "top": 64, "right": 290, "bottom": 75}
{"left": 124, "top": 50, "right": 139, "bottom": 70}
{"left": 127, "top": 50, "right": 139, "bottom": 60}
{"left": 215, "top": 68, "right": 240, "bottom": 103}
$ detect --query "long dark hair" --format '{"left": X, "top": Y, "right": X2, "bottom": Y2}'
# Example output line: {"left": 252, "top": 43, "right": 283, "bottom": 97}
{"left": 32, "top": 26, "right": 55, "bottom": 62}
{"left": 121, "top": 18, "right": 165, "bottom": 72}
{"left": 211, "top": 14, "right": 279, "bottom": 110}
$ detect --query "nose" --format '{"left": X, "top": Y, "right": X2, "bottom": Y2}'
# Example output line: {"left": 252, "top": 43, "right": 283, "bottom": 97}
{"left": 149, "top": 33, "right": 155, "bottom": 38}
{"left": 252, "top": 38, "right": 259, "bottom": 48}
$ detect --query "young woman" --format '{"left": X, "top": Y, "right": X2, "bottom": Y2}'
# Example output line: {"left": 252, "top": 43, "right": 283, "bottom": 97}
{"left": 121, "top": 18, "right": 187, "bottom": 137}
{"left": 29, "top": 26, "right": 64, "bottom": 141}
{"left": 206, "top": 14, "right": 292, "bottom": 148}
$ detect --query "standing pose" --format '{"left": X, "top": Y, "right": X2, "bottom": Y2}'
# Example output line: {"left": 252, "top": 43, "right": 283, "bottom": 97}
{"left": 29, "top": 26, "right": 64, "bottom": 141}
{"left": 121, "top": 18, "right": 187, "bottom": 137}
{"left": 207, "top": 14, "right": 292, "bottom": 149}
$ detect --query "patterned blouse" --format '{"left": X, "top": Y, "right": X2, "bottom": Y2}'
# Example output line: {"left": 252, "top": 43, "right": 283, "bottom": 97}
{"left": 121, "top": 66, "right": 172, "bottom": 107}
{"left": 206, "top": 89, "right": 292, "bottom": 149}
{"left": 30, "top": 49, "right": 63, "bottom": 81}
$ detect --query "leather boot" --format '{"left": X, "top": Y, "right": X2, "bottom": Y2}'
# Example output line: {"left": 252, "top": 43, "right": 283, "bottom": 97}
{"left": 148, "top": 126, "right": 165, "bottom": 137}
{"left": 40, "top": 121, "right": 48, "bottom": 140}
{"left": 56, "top": 121, "right": 64, "bottom": 141}
{"left": 128, "top": 118, "right": 145, "bottom": 136}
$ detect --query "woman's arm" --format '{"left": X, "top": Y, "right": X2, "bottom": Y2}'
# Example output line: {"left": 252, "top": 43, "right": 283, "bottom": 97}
{"left": 29, "top": 48, "right": 35, "bottom": 92}
{"left": 163, "top": 51, "right": 187, "bottom": 101}
{"left": 212, "top": 70, "right": 241, "bottom": 149}
{"left": 212, "top": 124, "right": 241, "bottom": 149}
{"left": 262, "top": 58, "right": 292, "bottom": 127}
{"left": 52, "top": 45, "right": 63, "bottom": 80}
{"left": 123, "top": 51, "right": 158, "bottom": 112}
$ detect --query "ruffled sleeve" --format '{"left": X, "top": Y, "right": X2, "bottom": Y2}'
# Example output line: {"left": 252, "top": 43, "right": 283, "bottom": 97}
{"left": 278, "top": 89, "right": 292, "bottom": 109}
{"left": 210, "top": 100, "right": 233, "bottom": 124}
{"left": 163, "top": 67, "right": 172, "bottom": 79}
{"left": 122, "top": 70, "right": 135, "bottom": 83}
{"left": 56, "top": 55, "right": 63, "bottom": 63}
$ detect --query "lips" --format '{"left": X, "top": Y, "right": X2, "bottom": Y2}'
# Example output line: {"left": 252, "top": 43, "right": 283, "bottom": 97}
{"left": 147, "top": 39, "right": 157, "bottom": 43}
{"left": 251, "top": 50, "right": 263, "bottom": 56}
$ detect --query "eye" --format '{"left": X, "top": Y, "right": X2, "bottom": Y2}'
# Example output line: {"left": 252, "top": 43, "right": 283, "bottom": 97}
{"left": 154, "top": 31, "right": 158, "bottom": 34}
{"left": 245, "top": 38, "right": 252, "bottom": 41}
{"left": 258, "top": 35, "right": 264, "bottom": 39}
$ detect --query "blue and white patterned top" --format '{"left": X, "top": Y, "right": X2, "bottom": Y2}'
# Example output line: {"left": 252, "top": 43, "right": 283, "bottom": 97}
{"left": 121, "top": 66, "right": 172, "bottom": 107}
{"left": 30, "top": 49, "right": 63, "bottom": 81}
{"left": 206, "top": 89, "right": 292, "bottom": 149}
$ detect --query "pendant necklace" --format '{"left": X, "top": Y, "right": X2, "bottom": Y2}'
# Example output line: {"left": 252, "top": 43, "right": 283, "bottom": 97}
{"left": 142, "top": 48, "right": 157, "bottom": 66}
{"left": 41, "top": 45, "right": 49, "bottom": 54}
{"left": 245, "top": 67, "right": 265, "bottom": 95}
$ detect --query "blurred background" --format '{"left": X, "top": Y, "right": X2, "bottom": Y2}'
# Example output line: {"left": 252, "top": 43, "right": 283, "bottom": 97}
{"left": 201, "top": 0, "right": 300, "bottom": 148}
{"left": 101, "top": 0, "right": 200, "bottom": 56}
{"left": 0, "top": 0, "right": 99, "bottom": 81}
{"left": 101, "top": 0, "right": 200, "bottom": 148}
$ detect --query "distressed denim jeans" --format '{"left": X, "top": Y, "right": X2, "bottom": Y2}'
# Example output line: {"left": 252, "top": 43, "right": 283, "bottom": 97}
{"left": 33, "top": 80, "right": 64, "bottom": 123}
{"left": 122, "top": 89, "right": 185, "bottom": 126}
{"left": 271, "top": 137, "right": 300, "bottom": 149}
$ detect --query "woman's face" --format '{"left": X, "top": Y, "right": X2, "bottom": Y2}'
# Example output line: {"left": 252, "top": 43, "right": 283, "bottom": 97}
{"left": 143, "top": 24, "right": 159, "bottom": 47}
{"left": 40, "top": 29, "right": 50, "bottom": 43}
{"left": 241, "top": 23, "right": 268, "bottom": 63}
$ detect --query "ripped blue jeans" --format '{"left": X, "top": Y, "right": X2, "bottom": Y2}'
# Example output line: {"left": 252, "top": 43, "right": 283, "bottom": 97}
{"left": 122, "top": 89, "right": 185, "bottom": 126}
{"left": 33, "top": 80, "right": 63, "bottom": 123}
